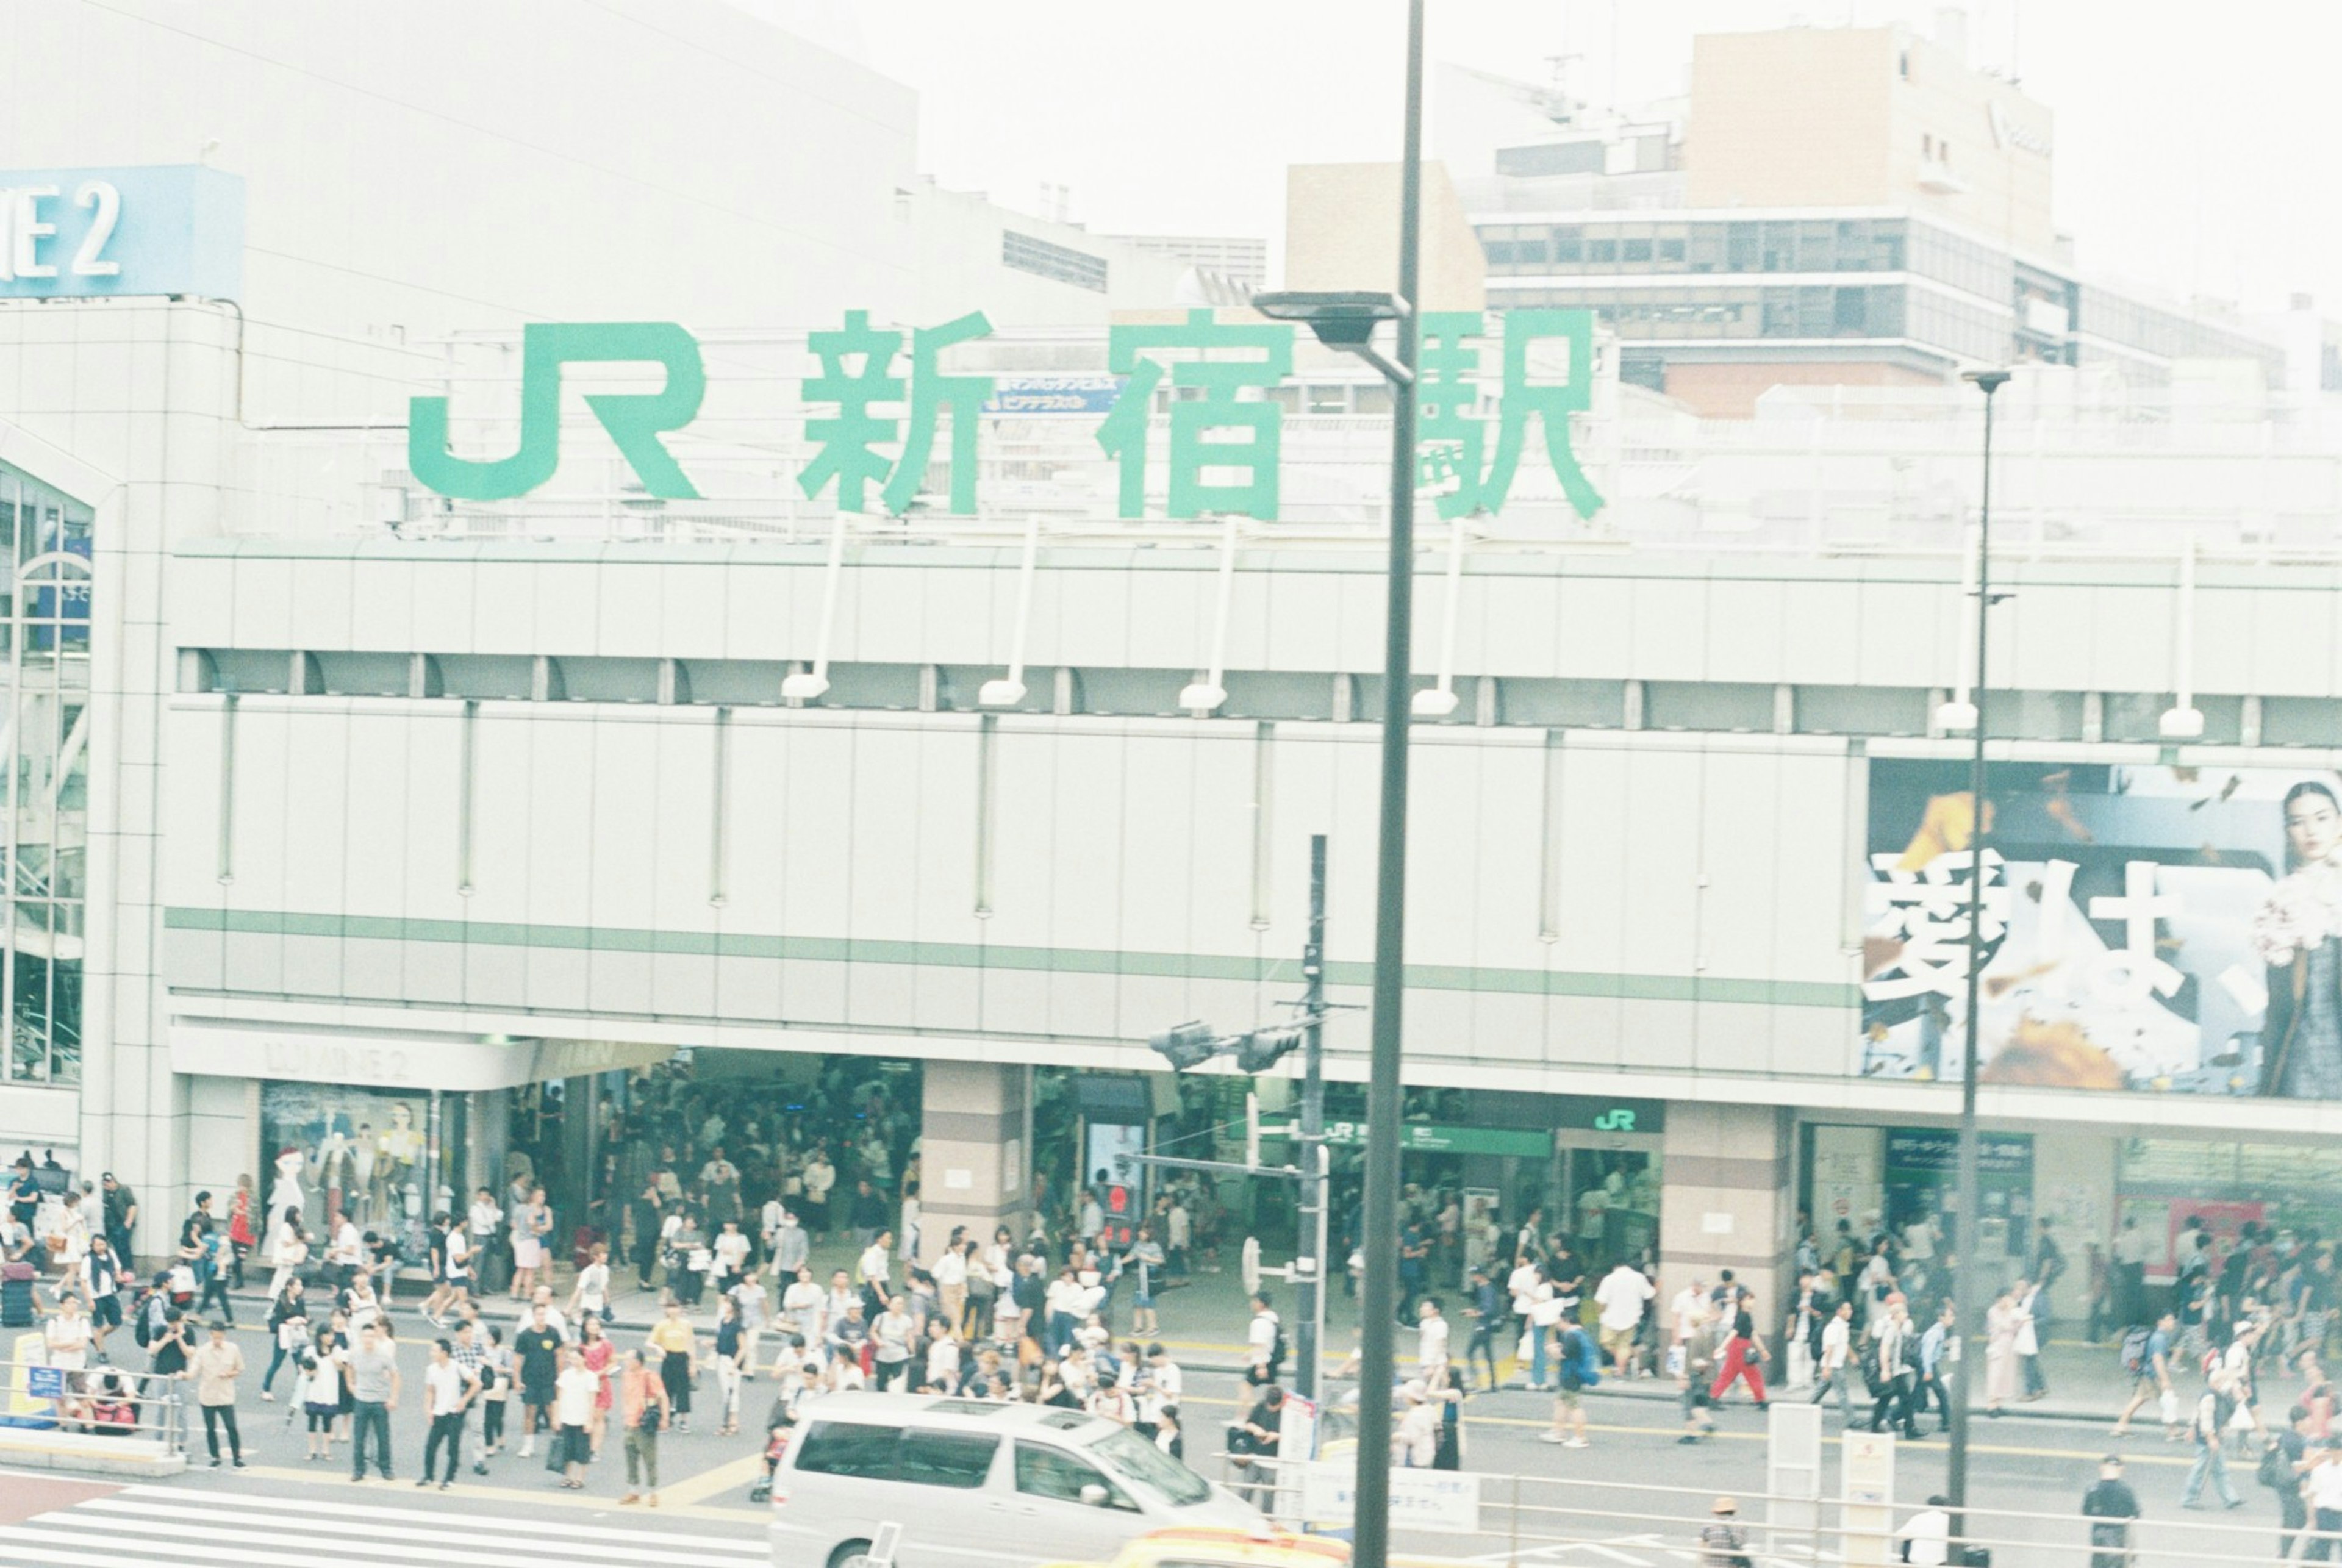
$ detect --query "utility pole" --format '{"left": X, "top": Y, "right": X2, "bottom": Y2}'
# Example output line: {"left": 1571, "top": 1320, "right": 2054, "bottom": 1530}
{"left": 1294, "top": 834, "right": 1330, "bottom": 1403}
{"left": 1140, "top": 835, "right": 1340, "bottom": 1405}
{"left": 1946, "top": 367, "right": 2010, "bottom": 1530}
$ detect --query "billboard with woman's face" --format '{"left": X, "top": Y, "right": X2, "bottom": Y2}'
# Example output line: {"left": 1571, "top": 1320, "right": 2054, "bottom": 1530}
{"left": 1860, "top": 761, "right": 2342, "bottom": 1098}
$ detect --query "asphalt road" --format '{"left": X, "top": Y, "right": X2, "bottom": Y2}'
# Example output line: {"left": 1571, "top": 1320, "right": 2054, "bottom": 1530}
{"left": 4, "top": 1316, "right": 2295, "bottom": 1568}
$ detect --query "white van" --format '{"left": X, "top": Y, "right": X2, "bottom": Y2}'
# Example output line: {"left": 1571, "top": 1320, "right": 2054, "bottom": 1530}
{"left": 768, "top": 1392, "right": 1267, "bottom": 1568}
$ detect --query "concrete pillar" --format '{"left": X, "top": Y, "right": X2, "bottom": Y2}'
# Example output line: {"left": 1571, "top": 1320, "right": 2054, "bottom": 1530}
{"left": 1659, "top": 1102, "right": 1794, "bottom": 1311}
{"left": 917, "top": 1061, "right": 1029, "bottom": 1264}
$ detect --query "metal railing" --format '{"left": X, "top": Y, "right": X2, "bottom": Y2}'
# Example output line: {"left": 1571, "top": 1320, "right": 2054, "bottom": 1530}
{"left": 0, "top": 1355, "right": 185, "bottom": 1457}
{"left": 1216, "top": 1447, "right": 2304, "bottom": 1567}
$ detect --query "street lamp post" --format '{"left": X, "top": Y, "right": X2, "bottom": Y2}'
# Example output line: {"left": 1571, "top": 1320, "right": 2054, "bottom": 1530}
{"left": 1945, "top": 366, "right": 2010, "bottom": 1530}
{"left": 1248, "top": 6, "right": 1425, "bottom": 1556}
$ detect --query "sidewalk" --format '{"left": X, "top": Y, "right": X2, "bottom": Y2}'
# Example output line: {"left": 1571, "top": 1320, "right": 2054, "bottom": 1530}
{"left": 218, "top": 1246, "right": 2171, "bottom": 1429}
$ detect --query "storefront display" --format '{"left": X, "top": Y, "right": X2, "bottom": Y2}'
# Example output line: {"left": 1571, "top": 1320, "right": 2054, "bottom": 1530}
{"left": 260, "top": 1083, "right": 470, "bottom": 1270}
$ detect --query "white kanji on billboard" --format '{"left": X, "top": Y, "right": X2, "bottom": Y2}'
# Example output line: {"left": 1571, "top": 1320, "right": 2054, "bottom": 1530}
{"left": 1862, "top": 849, "right": 2011, "bottom": 1002}
{"left": 2084, "top": 859, "right": 2186, "bottom": 1006}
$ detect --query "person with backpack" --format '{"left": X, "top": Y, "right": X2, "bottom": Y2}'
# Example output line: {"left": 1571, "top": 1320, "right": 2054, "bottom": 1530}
{"left": 2269, "top": 1402, "right": 2316, "bottom": 1559}
{"left": 2112, "top": 1311, "right": 2180, "bottom": 1439}
{"left": 1539, "top": 1319, "right": 1600, "bottom": 1448}
{"left": 258, "top": 1275, "right": 311, "bottom": 1400}
{"left": 2180, "top": 1369, "right": 2246, "bottom": 1509}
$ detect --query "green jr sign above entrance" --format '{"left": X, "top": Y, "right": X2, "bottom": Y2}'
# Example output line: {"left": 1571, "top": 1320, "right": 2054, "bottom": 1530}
{"left": 1269, "top": 1120, "right": 1554, "bottom": 1159}
{"left": 407, "top": 308, "right": 1608, "bottom": 523}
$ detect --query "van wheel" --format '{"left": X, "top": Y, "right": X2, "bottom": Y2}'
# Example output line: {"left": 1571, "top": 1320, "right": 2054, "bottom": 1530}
{"left": 828, "top": 1541, "right": 875, "bottom": 1568}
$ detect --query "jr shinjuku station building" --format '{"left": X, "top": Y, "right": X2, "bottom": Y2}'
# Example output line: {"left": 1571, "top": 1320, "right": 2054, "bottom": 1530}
{"left": 4, "top": 0, "right": 2342, "bottom": 1308}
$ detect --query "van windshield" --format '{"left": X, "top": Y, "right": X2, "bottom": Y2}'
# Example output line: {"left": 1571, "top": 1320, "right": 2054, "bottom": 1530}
{"left": 1088, "top": 1427, "right": 1212, "bottom": 1506}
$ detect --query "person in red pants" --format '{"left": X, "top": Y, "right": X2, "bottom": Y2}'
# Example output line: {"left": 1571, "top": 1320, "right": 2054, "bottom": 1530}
{"left": 1708, "top": 1292, "right": 1771, "bottom": 1408}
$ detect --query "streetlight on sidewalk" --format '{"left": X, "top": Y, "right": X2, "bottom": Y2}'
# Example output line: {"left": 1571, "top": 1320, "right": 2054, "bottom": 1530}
{"left": 1942, "top": 365, "right": 2010, "bottom": 1530}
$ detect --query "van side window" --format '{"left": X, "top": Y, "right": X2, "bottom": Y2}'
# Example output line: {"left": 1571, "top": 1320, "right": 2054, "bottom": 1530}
{"left": 1015, "top": 1442, "right": 1137, "bottom": 1511}
{"left": 898, "top": 1430, "right": 1000, "bottom": 1489}
{"left": 794, "top": 1421, "right": 999, "bottom": 1489}
{"left": 795, "top": 1421, "right": 901, "bottom": 1480}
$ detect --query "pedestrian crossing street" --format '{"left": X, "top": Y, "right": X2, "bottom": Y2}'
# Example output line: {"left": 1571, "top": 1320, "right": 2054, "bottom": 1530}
{"left": 0, "top": 1482, "right": 773, "bottom": 1566}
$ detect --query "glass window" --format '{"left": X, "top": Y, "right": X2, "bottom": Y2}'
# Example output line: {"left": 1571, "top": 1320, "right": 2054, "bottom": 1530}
{"left": 898, "top": 1431, "right": 1001, "bottom": 1489}
{"left": 1015, "top": 1443, "right": 1136, "bottom": 1509}
{"left": 1620, "top": 238, "right": 1653, "bottom": 263}
{"left": 1, "top": 460, "right": 92, "bottom": 1088}
{"left": 794, "top": 1421, "right": 904, "bottom": 1480}
{"left": 1656, "top": 238, "right": 1685, "bottom": 263}
{"left": 1089, "top": 1427, "right": 1211, "bottom": 1506}
{"left": 1587, "top": 239, "right": 1617, "bottom": 265}
{"left": 259, "top": 1083, "right": 462, "bottom": 1272}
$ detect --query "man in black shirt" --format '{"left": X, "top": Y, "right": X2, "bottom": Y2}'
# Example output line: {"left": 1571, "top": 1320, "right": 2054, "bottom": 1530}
{"left": 512, "top": 1304, "right": 567, "bottom": 1460}
{"left": 2276, "top": 1404, "right": 2314, "bottom": 1561}
{"left": 2082, "top": 1455, "right": 2142, "bottom": 1568}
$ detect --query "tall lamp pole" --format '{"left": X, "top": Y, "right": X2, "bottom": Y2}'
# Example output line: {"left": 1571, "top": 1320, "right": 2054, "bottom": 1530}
{"left": 1246, "top": 7, "right": 1425, "bottom": 1557}
{"left": 1945, "top": 366, "right": 2010, "bottom": 1528}
{"left": 1353, "top": 6, "right": 1425, "bottom": 1566}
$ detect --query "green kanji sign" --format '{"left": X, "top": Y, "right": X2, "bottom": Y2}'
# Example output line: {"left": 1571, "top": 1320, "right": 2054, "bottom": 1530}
{"left": 410, "top": 309, "right": 1607, "bottom": 523}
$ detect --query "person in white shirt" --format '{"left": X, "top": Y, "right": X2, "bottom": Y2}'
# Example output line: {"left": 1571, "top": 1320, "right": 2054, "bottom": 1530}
{"left": 1595, "top": 1262, "right": 1656, "bottom": 1378}
{"left": 326, "top": 1212, "right": 364, "bottom": 1289}
{"left": 419, "top": 1336, "right": 481, "bottom": 1489}
{"left": 44, "top": 1294, "right": 90, "bottom": 1372}
{"left": 1395, "top": 1381, "right": 1442, "bottom": 1467}
{"left": 1669, "top": 1279, "right": 1711, "bottom": 1378}
{"left": 1894, "top": 1496, "right": 1951, "bottom": 1567}
{"left": 1813, "top": 1300, "right": 1857, "bottom": 1424}
{"left": 712, "top": 1220, "right": 752, "bottom": 1297}
{"left": 782, "top": 1264, "right": 826, "bottom": 1348}
{"left": 552, "top": 1347, "right": 600, "bottom": 1489}
{"left": 1416, "top": 1298, "right": 1451, "bottom": 1376}
{"left": 856, "top": 1234, "right": 893, "bottom": 1316}
{"left": 1246, "top": 1294, "right": 1281, "bottom": 1386}
{"left": 1903, "top": 1212, "right": 1937, "bottom": 1263}
{"left": 933, "top": 1241, "right": 969, "bottom": 1334}
{"left": 731, "top": 1271, "right": 770, "bottom": 1377}
{"left": 568, "top": 1243, "right": 612, "bottom": 1326}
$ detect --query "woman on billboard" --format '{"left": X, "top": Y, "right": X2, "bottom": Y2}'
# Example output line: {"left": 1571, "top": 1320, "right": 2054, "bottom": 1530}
{"left": 2255, "top": 781, "right": 2342, "bottom": 1098}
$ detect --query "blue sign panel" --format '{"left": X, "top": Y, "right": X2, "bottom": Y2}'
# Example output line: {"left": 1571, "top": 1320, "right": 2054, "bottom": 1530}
{"left": 983, "top": 374, "right": 1126, "bottom": 416}
{"left": 26, "top": 1365, "right": 64, "bottom": 1399}
{"left": 0, "top": 165, "right": 245, "bottom": 301}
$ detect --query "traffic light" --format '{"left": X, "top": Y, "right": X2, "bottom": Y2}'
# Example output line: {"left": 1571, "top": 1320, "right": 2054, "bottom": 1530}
{"left": 1103, "top": 1182, "right": 1135, "bottom": 1250}
{"left": 1148, "top": 1020, "right": 1219, "bottom": 1071}
{"left": 1234, "top": 1025, "right": 1305, "bottom": 1075}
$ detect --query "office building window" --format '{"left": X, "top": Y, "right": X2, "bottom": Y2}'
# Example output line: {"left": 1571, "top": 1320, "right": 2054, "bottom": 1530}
{"left": 0, "top": 461, "right": 91, "bottom": 1086}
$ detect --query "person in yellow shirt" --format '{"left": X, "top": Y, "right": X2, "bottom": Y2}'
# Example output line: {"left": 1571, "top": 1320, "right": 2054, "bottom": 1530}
{"left": 646, "top": 1298, "right": 698, "bottom": 1434}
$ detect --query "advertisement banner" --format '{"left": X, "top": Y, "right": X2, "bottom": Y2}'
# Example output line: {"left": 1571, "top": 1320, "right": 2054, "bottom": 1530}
{"left": 1860, "top": 760, "right": 2342, "bottom": 1098}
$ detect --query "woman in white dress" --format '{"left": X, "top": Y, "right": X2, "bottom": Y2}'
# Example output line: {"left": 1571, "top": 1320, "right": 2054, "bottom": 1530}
{"left": 1983, "top": 1286, "right": 2021, "bottom": 1413}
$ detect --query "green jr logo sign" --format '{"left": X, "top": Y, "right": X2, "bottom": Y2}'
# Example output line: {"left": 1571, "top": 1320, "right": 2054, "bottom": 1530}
{"left": 408, "top": 322, "right": 705, "bottom": 502}
{"left": 409, "top": 310, "right": 1607, "bottom": 521}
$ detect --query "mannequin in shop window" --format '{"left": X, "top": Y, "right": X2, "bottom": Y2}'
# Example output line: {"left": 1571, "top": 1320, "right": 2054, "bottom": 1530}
{"left": 348, "top": 1125, "right": 376, "bottom": 1224}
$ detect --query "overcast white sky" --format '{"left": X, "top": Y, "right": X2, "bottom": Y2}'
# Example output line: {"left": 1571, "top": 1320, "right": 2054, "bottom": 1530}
{"left": 831, "top": 0, "right": 2341, "bottom": 320}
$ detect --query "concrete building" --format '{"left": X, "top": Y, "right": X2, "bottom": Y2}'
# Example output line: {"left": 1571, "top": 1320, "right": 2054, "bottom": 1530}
{"left": 1441, "top": 20, "right": 2299, "bottom": 416}
{"left": 7, "top": 0, "right": 2342, "bottom": 1320}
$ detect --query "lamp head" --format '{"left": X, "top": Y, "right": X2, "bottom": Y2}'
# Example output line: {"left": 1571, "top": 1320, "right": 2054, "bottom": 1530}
{"left": 1962, "top": 368, "right": 2012, "bottom": 394}
{"left": 1250, "top": 290, "right": 1408, "bottom": 351}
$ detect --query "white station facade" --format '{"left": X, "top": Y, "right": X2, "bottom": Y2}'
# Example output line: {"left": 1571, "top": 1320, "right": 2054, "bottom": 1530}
{"left": 2, "top": 1, "right": 2341, "bottom": 1307}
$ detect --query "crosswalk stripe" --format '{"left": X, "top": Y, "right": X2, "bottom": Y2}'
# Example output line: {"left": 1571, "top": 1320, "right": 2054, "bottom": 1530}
{"left": 105, "top": 1482, "right": 767, "bottom": 1552}
{"left": 56, "top": 1502, "right": 763, "bottom": 1567}
{"left": 0, "top": 1524, "right": 451, "bottom": 1568}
